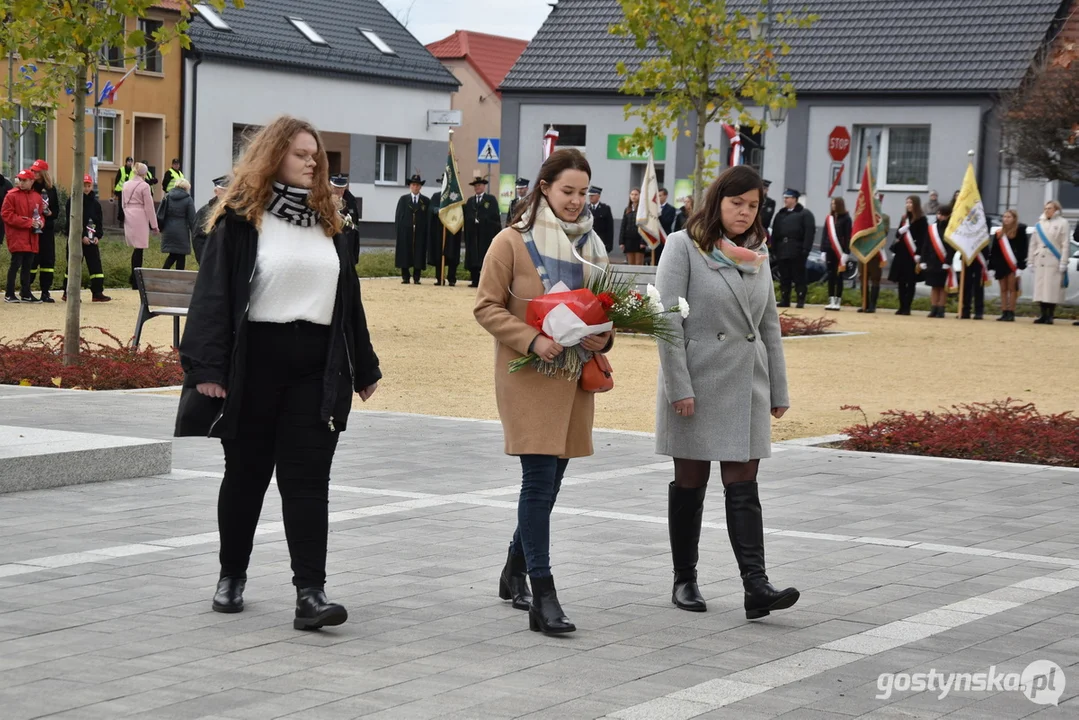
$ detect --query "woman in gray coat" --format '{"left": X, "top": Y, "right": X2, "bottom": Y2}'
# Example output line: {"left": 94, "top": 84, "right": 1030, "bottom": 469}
{"left": 655, "top": 165, "right": 799, "bottom": 620}
{"left": 159, "top": 178, "right": 196, "bottom": 270}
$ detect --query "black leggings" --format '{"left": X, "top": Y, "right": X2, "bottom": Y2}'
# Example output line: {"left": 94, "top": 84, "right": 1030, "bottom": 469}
{"left": 896, "top": 280, "right": 917, "bottom": 311}
{"left": 163, "top": 253, "right": 186, "bottom": 270}
{"left": 130, "top": 248, "right": 144, "bottom": 288}
{"left": 673, "top": 458, "right": 761, "bottom": 489}
{"left": 6, "top": 252, "right": 34, "bottom": 298}
{"left": 826, "top": 262, "right": 844, "bottom": 297}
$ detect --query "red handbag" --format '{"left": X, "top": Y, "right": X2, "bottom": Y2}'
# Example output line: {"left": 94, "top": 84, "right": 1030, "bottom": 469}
{"left": 580, "top": 353, "right": 614, "bottom": 393}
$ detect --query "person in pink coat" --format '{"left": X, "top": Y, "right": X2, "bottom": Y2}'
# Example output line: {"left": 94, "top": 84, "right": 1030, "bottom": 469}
{"left": 122, "top": 162, "right": 159, "bottom": 289}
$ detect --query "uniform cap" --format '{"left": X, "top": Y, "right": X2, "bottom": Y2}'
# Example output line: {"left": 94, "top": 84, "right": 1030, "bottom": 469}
{"left": 783, "top": 188, "right": 800, "bottom": 199}
{"left": 330, "top": 174, "right": 349, "bottom": 188}
{"left": 515, "top": 178, "right": 530, "bottom": 188}
{"left": 588, "top": 186, "right": 602, "bottom": 194}
{"left": 30, "top": 159, "right": 48, "bottom": 173}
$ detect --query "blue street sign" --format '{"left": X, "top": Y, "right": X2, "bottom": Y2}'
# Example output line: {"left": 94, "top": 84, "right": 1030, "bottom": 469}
{"left": 477, "top": 138, "right": 500, "bottom": 164}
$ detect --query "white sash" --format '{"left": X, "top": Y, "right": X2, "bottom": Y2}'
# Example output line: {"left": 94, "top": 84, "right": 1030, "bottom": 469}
{"left": 996, "top": 230, "right": 1018, "bottom": 272}
{"left": 928, "top": 224, "right": 956, "bottom": 289}
{"left": 825, "top": 215, "right": 845, "bottom": 263}
{"left": 899, "top": 223, "right": 918, "bottom": 258}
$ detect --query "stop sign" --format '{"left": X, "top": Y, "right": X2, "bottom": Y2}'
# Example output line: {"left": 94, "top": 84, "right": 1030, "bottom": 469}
{"left": 828, "top": 126, "right": 851, "bottom": 162}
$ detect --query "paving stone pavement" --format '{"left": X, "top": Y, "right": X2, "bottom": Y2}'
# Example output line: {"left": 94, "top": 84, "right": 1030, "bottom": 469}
{"left": 0, "top": 385, "right": 1077, "bottom": 719}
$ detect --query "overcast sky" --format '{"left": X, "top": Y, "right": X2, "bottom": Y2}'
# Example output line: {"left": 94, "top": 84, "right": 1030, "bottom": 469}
{"left": 378, "top": 0, "right": 553, "bottom": 45}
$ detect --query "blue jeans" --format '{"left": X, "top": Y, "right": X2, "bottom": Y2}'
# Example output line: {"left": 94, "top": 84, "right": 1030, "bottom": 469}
{"left": 510, "top": 455, "right": 570, "bottom": 579}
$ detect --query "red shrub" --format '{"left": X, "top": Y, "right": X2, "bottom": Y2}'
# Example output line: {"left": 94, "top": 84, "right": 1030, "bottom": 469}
{"left": 780, "top": 312, "right": 837, "bottom": 337}
{"left": 839, "top": 400, "right": 1079, "bottom": 467}
{"left": 0, "top": 328, "right": 183, "bottom": 390}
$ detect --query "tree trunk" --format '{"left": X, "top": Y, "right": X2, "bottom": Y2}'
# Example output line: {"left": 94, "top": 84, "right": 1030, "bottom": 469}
{"left": 693, "top": 106, "right": 708, "bottom": 208}
{"left": 5, "top": 54, "right": 16, "bottom": 174}
{"left": 63, "top": 62, "right": 88, "bottom": 366}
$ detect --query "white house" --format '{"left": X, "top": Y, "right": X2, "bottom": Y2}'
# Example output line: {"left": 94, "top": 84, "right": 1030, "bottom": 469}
{"left": 182, "top": 0, "right": 460, "bottom": 238}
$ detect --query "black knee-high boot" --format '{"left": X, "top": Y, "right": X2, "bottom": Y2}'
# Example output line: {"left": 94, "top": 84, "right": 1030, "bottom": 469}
{"left": 669, "top": 483, "right": 707, "bottom": 612}
{"left": 725, "top": 481, "right": 800, "bottom": 620}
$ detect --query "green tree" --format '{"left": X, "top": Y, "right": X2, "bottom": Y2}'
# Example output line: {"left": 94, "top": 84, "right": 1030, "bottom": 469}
{"left": 2, "top": 0, "right": 238, "bottom": 364}
{"left": 611, "top": 0, "right": 816, "bottom": 205}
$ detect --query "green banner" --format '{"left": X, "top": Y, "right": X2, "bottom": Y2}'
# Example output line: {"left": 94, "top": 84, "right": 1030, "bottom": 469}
{"left": 498, "top": 174, "right": 516, "bottom": 214}
{"left": 607, "top": 135, "right": 667, "bottom": 161}
{"left": 672, "top": 178, "right": 694, "bottom": 206}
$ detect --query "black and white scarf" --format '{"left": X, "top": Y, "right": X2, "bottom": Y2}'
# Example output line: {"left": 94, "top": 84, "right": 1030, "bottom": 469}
{"left": 266, "top": 182, "right": 318, "bottom": 227}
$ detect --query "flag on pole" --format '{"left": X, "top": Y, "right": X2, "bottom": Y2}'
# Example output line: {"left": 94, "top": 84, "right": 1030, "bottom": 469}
{"left": 98, "top": 66, "right": 136, "bottom": 106}
{"left": 636, "top": 153, "right": 666, "bottom": 250}
{"left": 944, "top": 162, "right": 990, "bottom": 265}
{"left": 848, "top": 159, "right": 886, "bottom": 263}
{"left": 438, "top": 133, "right": 465, "bottom": 235}
{"left": 721, "top": 123, "right": 743, "bottom": 166}
{"left": 542, "top": 126, "right": 559, "bottom": 161}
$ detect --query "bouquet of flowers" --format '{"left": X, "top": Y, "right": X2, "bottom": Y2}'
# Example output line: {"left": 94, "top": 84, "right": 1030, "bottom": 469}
{"left": 508, "top": 272, "right": 689, "bottom": 379}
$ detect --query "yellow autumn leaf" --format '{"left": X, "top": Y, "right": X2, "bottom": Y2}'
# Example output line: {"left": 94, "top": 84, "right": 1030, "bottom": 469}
{"left": 19, "top": 379, "right": 32, "bottom": 386}
{"left": 51, "top": 377, "right": 62, "bottom": 387}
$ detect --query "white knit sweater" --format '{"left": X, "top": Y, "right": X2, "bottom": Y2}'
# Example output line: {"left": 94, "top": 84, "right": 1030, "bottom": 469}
{"left": 248, "top": 212, "right": 340, "bottom": 325}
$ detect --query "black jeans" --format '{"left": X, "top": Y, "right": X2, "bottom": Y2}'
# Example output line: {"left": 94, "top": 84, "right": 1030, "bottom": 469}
{"left": 826, "top": 259, "right": 844, "bottom": 297}
{"left": 163, "top": 253, "right": 187, "bottom": 270}
{"left": 776, "top": 255, "right": 807, "bottom": 300}
{"left": 218, "top": 321, "right": 339, "bottom": 589}
{"left": 510, "top": 455, "right": 570, "bottom": 579}
{"left": 961, "top": 265, "right": 985, "bottom": 317}
{"left": 6, "top": 252, "right": 34, "bottom": 298}
{"left": 63, "top": 242, "right": 107, "bottom": 297}
{"left": 31, "top": 227, "right": 55, "bottom": 293}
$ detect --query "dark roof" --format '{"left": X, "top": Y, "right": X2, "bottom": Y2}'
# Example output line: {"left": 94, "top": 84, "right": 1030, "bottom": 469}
{"left": 502, "top": 0, "right": 1066, "bottom": 94}
{"left": 188, "top": 0, "right": 459, "bottom": 90}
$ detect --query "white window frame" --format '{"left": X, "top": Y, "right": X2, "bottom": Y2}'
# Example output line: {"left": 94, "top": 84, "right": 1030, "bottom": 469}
{"left": 375, "top": 141, "right": 407, "bottom": 186}
{"left": 288, "top": 16, "right": 328, "bottom": 46}
{"left": 94, "top": 110, "right": 122, "bottom": 167}
{"left": 195, "top": 3, "right": 231, "bottom": 31}
{"left": 851, "top": 125, "right": 931, "bottom": 193}
{"left": 359, "top": 28, "right": 395, "bottom": 55}
{"left": 1, "top": 107, "right": 50, "bottom": 176}
{"left": 137, "top": 18, "right": 164, "bottom": 74}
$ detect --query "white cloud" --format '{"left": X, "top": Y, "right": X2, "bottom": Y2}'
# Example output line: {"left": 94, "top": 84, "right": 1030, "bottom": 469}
{"left": 378, "top": 0, "right": 552, "bottom": 44}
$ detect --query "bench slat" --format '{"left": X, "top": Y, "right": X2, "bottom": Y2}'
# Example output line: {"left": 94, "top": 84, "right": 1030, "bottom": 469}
{"left": 146, "top": 307, "right": 188, "bottom": 317}
{"left": 139, "top": 276, "right": 198, "bottom": 294}
{"left": 144, "top": 291, "right": 193, "bottom": 309}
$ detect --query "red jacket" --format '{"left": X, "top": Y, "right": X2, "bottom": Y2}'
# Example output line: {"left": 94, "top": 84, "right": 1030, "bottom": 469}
{"left": 1, "top": 188, "right": 42, "bottom": 254}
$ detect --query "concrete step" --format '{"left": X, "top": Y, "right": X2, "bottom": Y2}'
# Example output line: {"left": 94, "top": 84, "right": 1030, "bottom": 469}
{"left": 0, "top": 425, "right": 172, "bottom": 493}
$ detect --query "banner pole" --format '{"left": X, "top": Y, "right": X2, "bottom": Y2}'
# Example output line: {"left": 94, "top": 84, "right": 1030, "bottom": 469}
{"left": 651, "top": 248, "right": 656, "bottom": 266}
{"left": 441, "top": 227, "right": 447, "bottom": 286}
{"left": 957, "top": 264, "right": 966, "bottom": 319}
{"left": 861, "top": 261, "right": 867, "bottom": 312}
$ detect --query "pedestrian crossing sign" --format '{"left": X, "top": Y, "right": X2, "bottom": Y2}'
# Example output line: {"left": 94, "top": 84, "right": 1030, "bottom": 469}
{"left": 477, "top": 138, "right": 500, "bottom": 164}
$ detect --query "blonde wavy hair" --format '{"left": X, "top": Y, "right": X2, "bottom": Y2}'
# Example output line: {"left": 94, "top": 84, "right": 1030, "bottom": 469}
{"left": 207, "top": 116, "right": 342, "bottom": 236}
{"left": 35, "top": 170, "right": 54, "bottom": 189}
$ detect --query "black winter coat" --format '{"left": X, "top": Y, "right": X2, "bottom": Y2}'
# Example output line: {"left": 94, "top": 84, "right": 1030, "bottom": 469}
{"left": 64, "top": 191, "right": 104, "bottom": 241}
{"left": 589, "top": 202, "right": 615, "bottom": 251}
{"left": 989, "top": 224, "right": 1028, "bottom": 277}
{"left": 820, "top": 212, "right": 852, "bottom": 262}
{"left": 770, "top": 204, "right": 816, "bottom": 260}
{"left": 192, "top": 198, "right": 217, "bottom": 264}
{"left": 620, "top": 205, "right": 643, "bottom": 253}
{"left": 761, "top": 196, "right": 777, "bottom": 232}
{"left": 175, "top": 209, "right": 381, "bottom": 439}
{"left": 919, "top": 217, "right": 956, "bottom": 288}
{"left": 889, "top": 214, "right": 928, "bottom": 283}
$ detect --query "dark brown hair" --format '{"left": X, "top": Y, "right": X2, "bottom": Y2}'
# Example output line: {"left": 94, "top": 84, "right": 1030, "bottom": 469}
{"left": 510, "top": 148, "right": 591, "bottom": 230}
{"left": 831, "top": 196, "right": 847, "bottom": 215}
{"left": 624, "top": 187, "right": 640, "bottom": 216}
{"left": 685, "top": 165, "right": 766, "bottom": 252}
{"left": 905, "top": 194, "right": 925, "bottom": 221}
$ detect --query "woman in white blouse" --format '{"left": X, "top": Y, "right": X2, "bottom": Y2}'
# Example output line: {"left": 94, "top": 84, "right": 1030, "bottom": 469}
{"left": 176, "top": 116, "right": 381, "bottom": 630}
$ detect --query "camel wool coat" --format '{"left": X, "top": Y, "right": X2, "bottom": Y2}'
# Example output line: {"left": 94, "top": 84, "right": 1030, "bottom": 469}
{"left": 655, "top": 231, "right": 789, "bottom": 462}
{"left": 474, "top": 227, "right": 608, "bottom": 458}
{"left": 1027, "top": 214, "right": 1070, "bottom": 304}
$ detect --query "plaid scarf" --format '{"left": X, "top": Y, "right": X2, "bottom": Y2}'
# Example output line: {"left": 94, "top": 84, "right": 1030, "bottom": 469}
{"left": 266, "top": 182, "right": 318, "bottom": 228}
{"left": 516, "top": 198, "right": 608, "bottom": 291}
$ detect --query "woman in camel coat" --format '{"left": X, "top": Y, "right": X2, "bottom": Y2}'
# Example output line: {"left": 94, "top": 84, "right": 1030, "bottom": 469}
{"left": 1028, "top": 200, "right": 1071, "bottom": 325}
{"left": 475, "top": 148, "right": 611, "bottom": 635}
{"left": 122, "top": 162, "right": 159, "bottom": 289}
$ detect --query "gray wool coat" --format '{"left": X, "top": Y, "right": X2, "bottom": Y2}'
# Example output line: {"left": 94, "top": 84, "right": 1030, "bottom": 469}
{"left": 159, "top": 187, "right": 196, "bottom": 255}
{"left": 655, "top": 231, "right": 789, "bottom": 462}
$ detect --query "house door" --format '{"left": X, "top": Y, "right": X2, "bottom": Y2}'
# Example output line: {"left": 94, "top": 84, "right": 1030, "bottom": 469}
{"left": 133, "top": 116, "right": 164, "bottom": 185}
{"left": 630, "top": 162, "right": 665, "bottom": 193}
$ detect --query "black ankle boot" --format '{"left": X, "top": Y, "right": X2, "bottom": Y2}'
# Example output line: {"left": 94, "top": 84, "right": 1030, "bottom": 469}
{"left": 866, "top": 286, "right": 879, "bottom": 313}
{"left": 498, "top": 546, "right": 532, "bottom": 611}
{"left": 795, "top": 293, "right": 806, "bottom": 309}
{"left": 725, "top": 481, "right": 800, "bottom": 620}
{"left": 294, "top": 587, "right": 348, "bottom": 630}
{"left": 212, "top": 576, "right": 246, "bottom": 613}
{"left": 528, "top": 575, "right": 575, "bottom": 634}
{"left": 668, "top": 483, "right": 707, "bottom": 612}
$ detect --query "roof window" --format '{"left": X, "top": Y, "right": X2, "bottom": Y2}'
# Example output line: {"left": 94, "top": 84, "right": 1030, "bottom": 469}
{"left": 359, "top": 28, "right": 395, "bottom": 55}
{"left": 194, "top": 4, "right": 230, "bottom": 31}
{"left": 289, "top": 16, "right": 328, "bottom": 46}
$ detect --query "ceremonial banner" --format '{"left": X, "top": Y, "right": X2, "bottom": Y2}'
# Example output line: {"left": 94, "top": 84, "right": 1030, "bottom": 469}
{"left": 945, "top": 162, "right": 991, "bottom": 265}
{"left": 636, "top": 154, "right": 666, "bottom": 250}
{"left": 438, "top": 136, "right": 465, "bottom": 235}
{"left": 848, "top": 159, "right": 886, "bottom": 263}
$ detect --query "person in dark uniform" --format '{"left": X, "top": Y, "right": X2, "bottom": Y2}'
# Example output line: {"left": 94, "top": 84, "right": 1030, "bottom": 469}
{"left": 506, "top": 178, "right": 529, "bottom": 226}
{"left": 648, "top": 187, "right": 676, "bottom": 266}
{"left": 673, "top": 195, "right": 693, "bottom": 232}
{"left": 889, "top": 195, "right": 928, "bottom": 316}
{"left": 761, "top": 179, "right": 777, "bottom": 234}
{"left": 587, "top": 185, "right": 614, "bottom": 252}
{"left": 859, "top": 192, "right": 889, "bottom": 314}
{"left": 961, "top": 242, "right": 990, "bottom": 320}
{"left": 194, "top": 175, "right": 230, "bottom": 264}
{"left": 990, "top": 209, "right": 1028, "bottom": 322}
{"left": 62, "top": 174, "right": 110, "bottom": 303}
{"left": 769, "top": 188, "right": 815, "bottom": 307}
{"left": 331, "top": 174, "right": 361, "bottom": 267}
{"left": 920, "top": 204, "right": 955, "bottom": 318}
{"left": 394, "top": 173, "right": 428, "bottom": 284}
{"left": 114, "top": 156, "right": 134, "bottom": 225}
{"left": 821, "top": 196, "right": 851, "bottom": 310}
{"left": 29, "top": 159, "right": 60, "bottom": 302}
{"left": 463, "top": 173, "right": 500, "bottom": 287}
{"left": 428, "top": 175, "right": 463, "bottom": 286}
{"left": 620, "top": 187, "right": 643, "bottom": 264}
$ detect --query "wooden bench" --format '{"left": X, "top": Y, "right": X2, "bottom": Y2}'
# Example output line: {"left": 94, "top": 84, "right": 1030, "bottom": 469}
{"left": 133, "top": 268, "right": 198, "bottom": 348}
{"left": 608, "top": 263, "right": 658, "bottom": 294}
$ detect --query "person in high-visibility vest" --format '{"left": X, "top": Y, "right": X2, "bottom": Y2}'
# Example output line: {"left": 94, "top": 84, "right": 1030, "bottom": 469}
{"left": 114, "top": 156, "right": 135, "bottom": 225}
{"left": 162, "top": 158, "right": 186, "bottom": 193}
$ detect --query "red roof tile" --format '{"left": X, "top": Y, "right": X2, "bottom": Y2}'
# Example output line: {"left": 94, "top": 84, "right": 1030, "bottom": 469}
{"left": 426, "top": 31, "right": 529, "bottom": 94}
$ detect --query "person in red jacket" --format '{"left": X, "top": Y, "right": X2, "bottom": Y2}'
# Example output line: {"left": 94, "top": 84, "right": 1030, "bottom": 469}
{"left": 3, "top": 169, "right": 44, "bottom": 303}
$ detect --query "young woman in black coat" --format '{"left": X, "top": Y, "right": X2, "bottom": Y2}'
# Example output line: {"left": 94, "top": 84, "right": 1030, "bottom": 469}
{"left": 989, "top": 209, "right": 1028, "bottom": 321}
{"left": 176, "top": 115, "right": 381, "bottom": 630}
{"left": 821, "top": 196, "right": 851, "bottom": 310}
{"left": 619, "top": 187, "right": 643, "bottom": 265}
{"left": 919, "top": 204, "right": 956, "bottom": 318}
{"left": 889, "top": 195, "right": 929, "bottom": 315}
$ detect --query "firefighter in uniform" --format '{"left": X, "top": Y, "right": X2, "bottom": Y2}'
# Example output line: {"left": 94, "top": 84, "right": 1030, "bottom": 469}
{"left": 63, "top": 174, "right": 111, "bottom": 303}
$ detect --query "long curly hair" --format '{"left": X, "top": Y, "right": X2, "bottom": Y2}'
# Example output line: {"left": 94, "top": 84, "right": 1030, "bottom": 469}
{"left": 207, "top": 116, "right": 342, "bottom": 236}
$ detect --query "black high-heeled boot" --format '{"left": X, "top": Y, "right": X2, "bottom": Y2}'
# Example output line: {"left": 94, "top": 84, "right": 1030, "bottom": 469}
{"left": 669, "top": 483, "right": 707, "bottom": 612}
{"left": 725, "top": 481, "right": 800, "bottom": 620}
{"left": 528, "top": 575, "right": 575, "bottom": 634}
{"left": 212, "top": 576, "right": 245, "bottom": 613}
{"left": 294, "top": 587, "right": 348, "bottom": 630}
{"left": 498, "top": 546, "right": 532, "bottom": 611}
